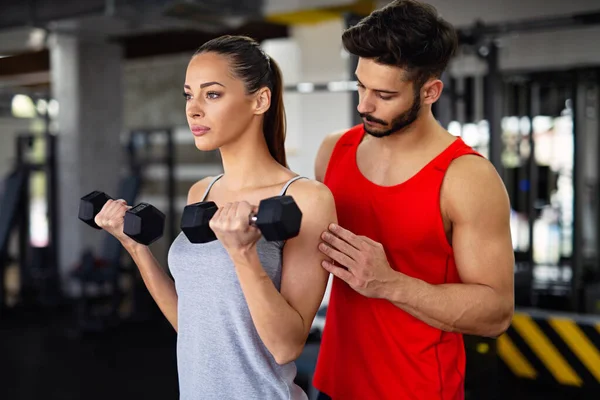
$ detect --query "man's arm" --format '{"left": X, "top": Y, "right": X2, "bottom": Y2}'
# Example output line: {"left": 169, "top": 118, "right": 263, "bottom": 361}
{"left": 319, "top": 155, "right": 515, "bottom": 338}
{"left": 314, "top": 129, "right": 346, "bottom": 182}
{"left": 383, "top": 155, "right": 515, "bottom": 337}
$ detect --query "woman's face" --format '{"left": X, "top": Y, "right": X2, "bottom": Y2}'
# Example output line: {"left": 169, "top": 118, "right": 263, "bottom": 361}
{"left": 184, "top": 52, "right": 256, "bottom": 151}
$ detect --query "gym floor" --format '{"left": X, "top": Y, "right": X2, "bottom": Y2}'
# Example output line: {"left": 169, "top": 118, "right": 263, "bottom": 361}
{"left": 0, "top": 304, "right": 180, "bottom": 400}
{"left": 0, "top": 303, "right": 595, "bottom": 400}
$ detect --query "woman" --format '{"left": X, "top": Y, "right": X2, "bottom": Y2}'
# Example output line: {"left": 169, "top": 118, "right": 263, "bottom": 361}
{"left": 94, "top": 35, "right": 337, "bottom": 399}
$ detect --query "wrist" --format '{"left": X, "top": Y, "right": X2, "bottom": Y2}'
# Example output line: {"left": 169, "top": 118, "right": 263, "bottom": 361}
{"left": 379, "top": 271, "right": 409, "bottom": 303}
{"left": 124, "top": 241, "right": 146, "bottom": 255}
{"left": 230, "top": 245, "right": 268, "bottom": 276}
{"left": 229, "top": 244, "right": 259, "bottom": 265}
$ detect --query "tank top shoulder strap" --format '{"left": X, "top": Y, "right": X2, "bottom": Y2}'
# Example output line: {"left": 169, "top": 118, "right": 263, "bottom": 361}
{"left": 338, "top": 124, "right": 364, "bottom": 147}
{"left": 200, "top": 173, "right": 224, "bottom": 202}
{"left": 323, "top": 125, "right": 364, "bottom": 182}
{"left": 433, "top": 137, "right": 483, "bottom": 173}
{"left": 279, "top": 175, "right": 309, "bottom": 196}
{"left": 329, "top": 124, "right": 364, "bottom": 159}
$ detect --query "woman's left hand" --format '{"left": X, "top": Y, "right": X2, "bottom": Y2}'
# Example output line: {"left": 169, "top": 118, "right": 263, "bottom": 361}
{"left": 209, "top": 201, "right": 262, "bottom": 256}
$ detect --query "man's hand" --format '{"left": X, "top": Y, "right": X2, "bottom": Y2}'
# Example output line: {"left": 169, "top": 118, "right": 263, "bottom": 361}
{"left": 318, "top": 223, "right": 399, "bottom": 298}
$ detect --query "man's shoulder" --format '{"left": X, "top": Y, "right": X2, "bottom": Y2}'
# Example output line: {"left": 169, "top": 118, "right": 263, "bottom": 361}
{"left": 323, "top": 125, "right": 359, "bottom": 148}
{"left": 443, "top": 155, "right": 510, "bottom": 222}
{"left": 447, "top": 154, "right": 497, "bottom": 183}
{"left": 315, "top": 125, "right": 363, "bottom": 182}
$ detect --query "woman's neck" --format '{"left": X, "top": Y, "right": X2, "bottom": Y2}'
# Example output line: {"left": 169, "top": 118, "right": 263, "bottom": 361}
{"left": 218, "top": 129, "right": 287, "bottom": 191}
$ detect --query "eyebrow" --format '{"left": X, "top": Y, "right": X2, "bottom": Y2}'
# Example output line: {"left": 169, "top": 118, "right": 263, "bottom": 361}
{"left": 184, "top": 81, "right": 225, "bottom": 90}
{"left": 356, "top": 78, "right": 398, "bottom": 94}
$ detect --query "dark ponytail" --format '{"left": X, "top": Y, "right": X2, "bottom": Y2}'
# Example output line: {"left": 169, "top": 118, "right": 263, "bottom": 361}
{"left": 263, "top": 57, "right": 287, "bottom": 167}
{"left": 194, "top": 35, "right": 287, "bottom": 167}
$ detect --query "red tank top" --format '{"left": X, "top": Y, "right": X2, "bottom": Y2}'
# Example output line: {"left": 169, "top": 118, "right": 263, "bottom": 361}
{"left": 313, "top": 125, "right": 481, "bottom": 400}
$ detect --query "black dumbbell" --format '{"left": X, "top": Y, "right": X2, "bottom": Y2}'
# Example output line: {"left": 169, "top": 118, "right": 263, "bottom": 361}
{"left": 78, "top": 190, "right": 165, "bottom": 245}
{"left": 181, "top": 195, "right": 302, "bottom": 244}
{"left": 78, "top": 191, "right": 112, "bottom": 230}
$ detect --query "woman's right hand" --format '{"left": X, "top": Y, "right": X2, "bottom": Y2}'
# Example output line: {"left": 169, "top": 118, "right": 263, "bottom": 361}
{"left": 94, "top": 199, "right": 140, "bottom": 250}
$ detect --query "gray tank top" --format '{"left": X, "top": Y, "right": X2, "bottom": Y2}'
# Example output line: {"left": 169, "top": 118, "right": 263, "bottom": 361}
{"left": 168, "top": 174, "right": 309, "bottom": 400}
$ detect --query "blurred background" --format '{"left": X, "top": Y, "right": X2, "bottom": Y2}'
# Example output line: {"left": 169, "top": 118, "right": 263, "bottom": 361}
{"left": 1, "top": 0, "right": 599, "bottom": 399}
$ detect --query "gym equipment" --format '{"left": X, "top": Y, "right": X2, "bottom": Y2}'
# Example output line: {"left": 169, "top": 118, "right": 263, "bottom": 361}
{"left": 181, "top": 195, "right": 302, "bottom": 244}
{"left": 78, "top": 190, "right": 165, "bottom": 246}
{"left": 0, "top": 132, "right": 61, "bottom": 312}
{"left": 0, "top": 168, "right": 27, "bottom": 313}
{"left": 127, "top": 128, "right": 177, "bottom": 243}
{"left": 125, "top": 202, "right": 166, "bottom": 246}
{"left": 180, "top": 201, "right": 218, "bottom": 243}
{"left": 0, "top": 169, "right": 26, "bottom": 261}
{"left": 78, "top": 191, "right": 112, "bottom": 230}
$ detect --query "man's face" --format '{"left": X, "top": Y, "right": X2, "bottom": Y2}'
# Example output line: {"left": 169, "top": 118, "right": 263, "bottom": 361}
{"left": 355, "top": 58, "right": 422, "bottom": 138}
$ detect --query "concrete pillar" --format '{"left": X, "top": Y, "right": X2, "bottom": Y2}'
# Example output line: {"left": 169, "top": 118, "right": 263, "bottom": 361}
{"left": 49, "top": 33, "right": 124, "bottom": 291}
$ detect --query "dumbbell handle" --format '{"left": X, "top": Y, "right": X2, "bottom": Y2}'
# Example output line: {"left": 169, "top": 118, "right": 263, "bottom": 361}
{"left": 249, "top": 214, "right": 258, "bottom": 226}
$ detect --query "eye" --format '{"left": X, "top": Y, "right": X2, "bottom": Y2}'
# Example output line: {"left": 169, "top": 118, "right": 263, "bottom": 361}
{"left": 206, "top": 91, "right": 221, "bottom": 99}
{"left": 378, "top": 94, "right": 393, "bottom": 100}
{"left": 183, "top": 92, "right": 192, "bottom": 101}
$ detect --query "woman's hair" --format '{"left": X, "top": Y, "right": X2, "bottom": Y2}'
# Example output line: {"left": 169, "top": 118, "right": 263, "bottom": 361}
{"left": 194, "top": 35, "right": 287, "bottom": 167}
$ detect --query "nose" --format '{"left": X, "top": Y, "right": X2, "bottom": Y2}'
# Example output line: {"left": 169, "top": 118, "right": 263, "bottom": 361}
{"left": 187, "top": 100, "right": 204, "bottom": 119}
{"left": 356, "top": 93, "right": 375, "bottom": 115}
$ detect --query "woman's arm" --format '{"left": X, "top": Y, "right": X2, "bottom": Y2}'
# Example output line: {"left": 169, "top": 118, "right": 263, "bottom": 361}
{"left": 93, "top": 198, "right": 180, "bottom": 331}
{"left": 94, "top": 178, "right": 220, "bottom": 333}
{"left": 224, "top": 181, "right": 337, "bottom": 364}
{"left": 125, "top": 244, "right": 179, "bottom": 331}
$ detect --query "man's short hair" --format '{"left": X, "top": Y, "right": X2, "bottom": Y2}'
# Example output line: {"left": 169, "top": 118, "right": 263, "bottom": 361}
{"left": 342, "top": 0, "right": 458, "bottom": 87}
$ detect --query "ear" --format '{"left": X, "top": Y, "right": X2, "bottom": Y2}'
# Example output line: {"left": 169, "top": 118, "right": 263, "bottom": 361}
{"left": 253, "top": 87, "right": 271, "bottom": 115}
{"left": 421, "top": 79, "right": 444, "bottom": 105}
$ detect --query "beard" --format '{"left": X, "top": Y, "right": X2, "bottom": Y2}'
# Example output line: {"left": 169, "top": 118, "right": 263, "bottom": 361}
{"left": 360, "top": 91, "right": 422, "bottom": 138}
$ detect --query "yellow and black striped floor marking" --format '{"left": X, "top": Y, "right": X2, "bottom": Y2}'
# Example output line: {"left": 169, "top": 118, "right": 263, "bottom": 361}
{"left": 498, "top": 310, "right": 600, "bottom": 387}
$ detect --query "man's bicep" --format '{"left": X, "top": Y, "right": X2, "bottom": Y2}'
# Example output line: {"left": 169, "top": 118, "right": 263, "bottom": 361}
{"left": 447, "top": 158, "right": 514, "bottom": 294}
{"left": 452, "top": 204, "right": 514, "bottom": 291}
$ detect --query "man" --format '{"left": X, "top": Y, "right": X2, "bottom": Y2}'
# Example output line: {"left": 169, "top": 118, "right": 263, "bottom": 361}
{"left": 312, "top": 1, "right": 515, "bottom": 399}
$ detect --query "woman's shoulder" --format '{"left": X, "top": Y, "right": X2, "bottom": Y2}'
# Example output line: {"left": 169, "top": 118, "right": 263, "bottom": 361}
{"left": 285, "top": 176, "right": 331, "bottom": 196}
{"left": 283, "top": 176, "right": 336, "bottom": 217}
{"left": 187, "top": 176, "right": 219, "bottom": 204}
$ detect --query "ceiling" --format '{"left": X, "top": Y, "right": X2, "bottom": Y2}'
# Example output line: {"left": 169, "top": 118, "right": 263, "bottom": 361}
{"left": 0, "top": 0, "right": 381, "bottom": 91}
{"left": 0, "top": 0, "right": 292, "bottom": 92}
{"left": 1, "top": 0, "right": 599, "bottom": 91}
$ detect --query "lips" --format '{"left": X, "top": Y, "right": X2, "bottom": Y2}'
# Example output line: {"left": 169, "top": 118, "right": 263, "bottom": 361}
{"left": 190, "top": 125, "right": 210, "bottom": 136}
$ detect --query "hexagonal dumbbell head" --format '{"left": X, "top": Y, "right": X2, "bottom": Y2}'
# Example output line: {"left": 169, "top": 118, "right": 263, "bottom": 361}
{"left": 123, "top": 203, "right": 165, "bottom": 245}
{"left": 78, "top": 191, "right": 112, "bottom": 229}
{"left": 254, "top": 195, "right": 302, "bottom": 242}
{"left": 181, "top": 201, "right": 219, "bottom": 244}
